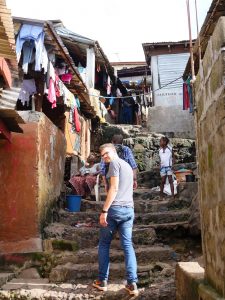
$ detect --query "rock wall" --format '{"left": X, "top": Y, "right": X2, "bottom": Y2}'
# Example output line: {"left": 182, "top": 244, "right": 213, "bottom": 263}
{"left": 0, "top": 112, "right": 66, "bottom": 253}
{"left": 98, "top": 124, "right": 196, "bottom": 172}
{"left": 188, "top": 16, "right": 225, "bottom": 298}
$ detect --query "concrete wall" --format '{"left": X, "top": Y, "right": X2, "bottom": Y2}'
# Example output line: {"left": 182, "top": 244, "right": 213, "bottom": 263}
{"left": 0, "top": 112, "right": 66, "bottom": 253}
{"left": 192, "top": 17, "right": 225, "bottom": 298}
{"left": 147, "top": 105, "right": 195, "bottom": 139}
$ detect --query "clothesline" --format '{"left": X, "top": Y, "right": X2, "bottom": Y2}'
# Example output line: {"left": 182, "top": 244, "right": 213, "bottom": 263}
{"left": 87, "top": 75, "right": 184, "bottom": 100}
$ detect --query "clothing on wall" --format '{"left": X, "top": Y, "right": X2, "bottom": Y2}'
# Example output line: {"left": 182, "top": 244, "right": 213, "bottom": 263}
{"left": 16, "top": 24, "right": 45, "bottom": 72}
{"left": 18, "top": 79, "right": 37, "bottom": 105}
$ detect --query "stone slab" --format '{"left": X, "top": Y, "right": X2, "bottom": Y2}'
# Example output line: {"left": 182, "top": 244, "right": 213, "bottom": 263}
{"left": 176, "top": 262, "right": 204, "bottom": 300}
{"left": 0, "top": 273, "right": 14, "bottom": 287}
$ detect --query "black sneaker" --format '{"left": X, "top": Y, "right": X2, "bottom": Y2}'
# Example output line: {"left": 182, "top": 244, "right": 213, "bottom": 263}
{"left": 92, "top": 279, "right": 107, "bottom": 291}
{"left": 125, "top": 282, "right": 139, "bottom": 296}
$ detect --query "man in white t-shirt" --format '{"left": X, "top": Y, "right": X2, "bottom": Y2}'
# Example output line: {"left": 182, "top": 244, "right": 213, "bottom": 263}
{"left": 159, "top": 136, "right": 174, "bottom": 198}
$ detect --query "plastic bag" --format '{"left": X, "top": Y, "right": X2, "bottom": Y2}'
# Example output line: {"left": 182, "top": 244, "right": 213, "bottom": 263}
{"left": 163, "top": 174, "right": 178, "bottom": 196}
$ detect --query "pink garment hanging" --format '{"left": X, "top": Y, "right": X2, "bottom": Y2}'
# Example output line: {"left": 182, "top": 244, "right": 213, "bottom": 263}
{"left": 74, "top": 106, "right": 81, "bottom": 132}
{"left": 61, "top": 73, "right": 73, "bottom": 84}
{"left": 47, "top": 78, "right": 57, "bottom": 108}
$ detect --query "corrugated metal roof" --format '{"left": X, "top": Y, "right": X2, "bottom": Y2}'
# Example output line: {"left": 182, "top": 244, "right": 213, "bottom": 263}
{"left": 0, "top": 0, "right": 17, "bottom": 61}
{"left": 0, "top": 87, "right": 19, "bottom": 109}
{"left": 158, "top": 53, "right": 189, "bottom": 88}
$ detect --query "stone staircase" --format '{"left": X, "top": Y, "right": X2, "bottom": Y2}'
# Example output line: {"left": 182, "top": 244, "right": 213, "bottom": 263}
{"left": 0, "top": 181, "right": 200, "bottom": 299}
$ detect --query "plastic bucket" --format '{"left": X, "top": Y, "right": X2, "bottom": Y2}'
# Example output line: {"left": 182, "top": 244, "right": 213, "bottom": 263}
{"left": 66, "top": 195, "right": 82, "bottom": 212}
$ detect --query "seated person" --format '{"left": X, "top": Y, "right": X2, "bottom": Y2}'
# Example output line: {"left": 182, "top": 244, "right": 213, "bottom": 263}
{"left": 69, "top": 154, "right": 100, "bottom": 198}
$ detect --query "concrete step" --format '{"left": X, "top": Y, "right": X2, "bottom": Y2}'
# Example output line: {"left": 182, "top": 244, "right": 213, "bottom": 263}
{"left": 136, "top": 210, "right": 190, "bottom": 225}
{"left": 50, "top": 245, "right": 177, "bottom": 265}
{"left": 44, "top": 223, "right": 157, "bottom": 249}
{"left": 49, "top": 261, "right": 175, "bottom": 283}
{"left": 0, "top": 279, "right": 176, "bottom": 299}
{"left": 0, "top": 273, "right": 15, "bottom": 288}
{"left": 59, "top": 209, "right": 190, "bottom": 227}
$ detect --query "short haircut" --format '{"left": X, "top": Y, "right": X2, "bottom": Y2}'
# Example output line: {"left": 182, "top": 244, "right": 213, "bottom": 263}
{"left": 99, "top": 143, "right": 116, "bottom": 153}
{"left": 112, "top": 134, "right": 123, "bottom": 144}
{"left": 161, "top": 136, "right": 169, "bottom": 145}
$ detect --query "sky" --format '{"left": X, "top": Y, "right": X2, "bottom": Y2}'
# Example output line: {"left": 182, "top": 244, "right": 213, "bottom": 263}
{"left": 6, "top": 0, "right": 212, "bottom": 62}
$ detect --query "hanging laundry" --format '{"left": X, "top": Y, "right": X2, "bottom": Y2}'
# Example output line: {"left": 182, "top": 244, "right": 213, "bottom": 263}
{"left": 47, "top": 78, "right": 57, "bottom": 109}
{"left": 116, "top": 88, "right": 122, "bottom": 97}
{"left": 75, "top": 96, "right": 80, "bottom": 109}
{"left": 109, "top": 96, "right": 115, "bottom": 106}
{"left": 41, "top": 46, "right": 48, "bottom": 74}
{"left": 97, "top": 64, "right": 101, "bottom": 72}
{"left": 73, "top": 133, "right": 81, "bottom": 153}
{"left": 107, "top": 76, "right": 111, "bottom": 95}
{"left": 22, "top": 40, "right": 35, "bottom": 74}
{"left": 55, "top": 75, "right": 60, "bottom": 98}
{"left": 183, "top": 83, "right": 190, "bottom": 110}
{"left": 55, "top": 65, "right": 67, "bottom": 76}
{"left": 16, "top": 24, "right": 45, "bottom": 72}
{"left": 18, "top": 79, "right": 37, "bottom": 106}
{"left": 61, "top": 73, "right": 73, "bottom": 84}
{"left": 74, "top": 106, "right": 81, "bottom": 132}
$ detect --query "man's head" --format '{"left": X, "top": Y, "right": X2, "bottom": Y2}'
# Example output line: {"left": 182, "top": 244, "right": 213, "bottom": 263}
{"left": 160, "top": 136, "right": 169, "bottom": 148}
{"left": 99, "top": 143, "right": 118, "bottom": 163}
{"left": 111, "top": 134, "right": 123, "bottom": 145}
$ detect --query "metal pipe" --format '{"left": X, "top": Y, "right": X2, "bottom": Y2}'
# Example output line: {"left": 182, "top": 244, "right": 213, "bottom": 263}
{"left": 195, "top": 0, "right": 201, "bottom": 64}
{"left": 186, "top": 0, "right": 196, "bottom": 81}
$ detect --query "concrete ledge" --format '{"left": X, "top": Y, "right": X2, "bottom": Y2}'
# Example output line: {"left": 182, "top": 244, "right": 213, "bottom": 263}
{"left": 0, "top": 238, "right": 43, "bottom": 254}
{"left": 199, "top": 283, "right": 225, "bottom": 300}
{"left": 176, "top": 262, "right": 205, "bottom": 300}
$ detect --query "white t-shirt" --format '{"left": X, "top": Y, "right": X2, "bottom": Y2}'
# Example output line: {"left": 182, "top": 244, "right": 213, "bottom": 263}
{"left": 159, "top": 146, "right": 172, "bottom": 168}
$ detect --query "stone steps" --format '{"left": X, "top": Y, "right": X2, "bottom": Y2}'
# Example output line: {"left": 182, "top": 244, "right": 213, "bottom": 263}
{"left": 0, "top": 278, "right": 176, "bottom": 299}
{"left": 49, "top": 261, "right": 175, "bottom": 283}
{"left": 59, "top": 209, "right": 190, "bottom": 226}
{"left": 80, "top": 197, "right": 192, "bottom": 213}
{"left": 49, "top": 245, "right": 177, "bottom": 265}
{"left": 0, "top": 273, "right": 15, "bottom": 288}
{"left": 44, "top": 224, "right": 157, "bottom": 249}
{"left": 44, "top": 220, "right": 190, "bottom": 250}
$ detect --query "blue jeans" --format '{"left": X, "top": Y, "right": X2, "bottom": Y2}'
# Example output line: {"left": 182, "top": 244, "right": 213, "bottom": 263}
{"left": 98, "top": 206, "right": 138, "bottom": 284}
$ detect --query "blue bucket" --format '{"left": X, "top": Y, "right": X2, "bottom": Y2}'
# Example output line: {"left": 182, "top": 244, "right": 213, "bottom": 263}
{"left": 66, "top": 195, "right": 82, "bottom": 212}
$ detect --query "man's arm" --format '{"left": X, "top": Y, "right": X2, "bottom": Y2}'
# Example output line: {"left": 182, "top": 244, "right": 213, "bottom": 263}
{"left": 100, "top": 176, "right": 119, "bottom": 227}
{"left": 125, "top": 147, "right": 138, "bottom": 189}
{"left": 100, "top": 160, "right": 108, "bottom": 192}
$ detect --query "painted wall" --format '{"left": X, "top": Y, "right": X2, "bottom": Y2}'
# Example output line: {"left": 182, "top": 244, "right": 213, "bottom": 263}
{"left": 0, "top": 112, "right": 66, "bottom": 253}
{"left": 147, "top": 106, "right": 195, "bottom": 139}
{"left": 193, "top": 17, "right": 225, "bottom": 298}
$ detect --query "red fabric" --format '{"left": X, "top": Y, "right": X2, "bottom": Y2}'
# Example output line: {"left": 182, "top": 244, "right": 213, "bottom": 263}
{"left": 0, "top": 57, "right": 12, "bottom": 88}
{"left": 74, "top": 106, "right": 81, "bottom": 132}
{"left": 69, "top": 175, "right": 97, "bottom": 197}
{"left": 183, "top": 83, "right": 190, "bottom": 110}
